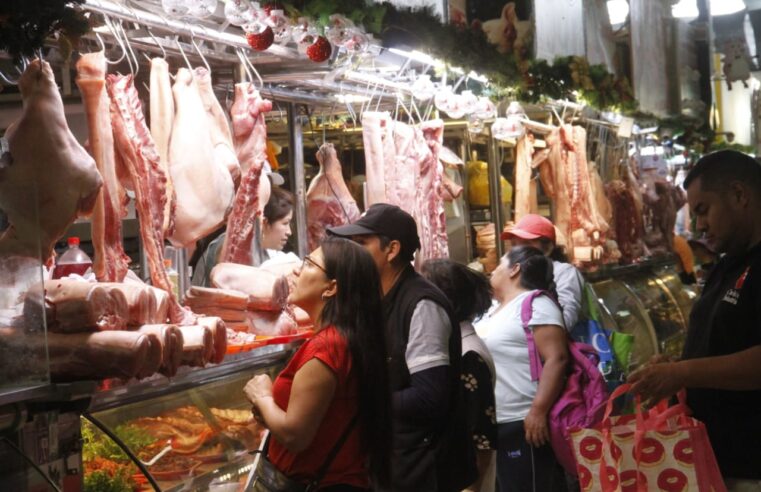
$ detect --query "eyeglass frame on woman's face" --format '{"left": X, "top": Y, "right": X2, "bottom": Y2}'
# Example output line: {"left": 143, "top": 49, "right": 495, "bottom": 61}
{"left": 301, "top": 255, "right": 328, "bottom": 275}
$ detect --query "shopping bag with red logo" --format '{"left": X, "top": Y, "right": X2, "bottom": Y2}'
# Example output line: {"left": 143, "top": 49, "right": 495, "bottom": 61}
{"left": 569, "top": 384, "right": 726, "bottom": 492}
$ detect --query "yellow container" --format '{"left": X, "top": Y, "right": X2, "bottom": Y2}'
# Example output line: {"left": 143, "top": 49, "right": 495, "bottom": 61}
{"left": 467, "top": 159, "right": 512, "bottom": 208}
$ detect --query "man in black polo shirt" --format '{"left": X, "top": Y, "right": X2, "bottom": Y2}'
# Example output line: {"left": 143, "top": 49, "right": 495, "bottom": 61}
{"left": 629, "top": 150, "right": 761, "bottom": 486}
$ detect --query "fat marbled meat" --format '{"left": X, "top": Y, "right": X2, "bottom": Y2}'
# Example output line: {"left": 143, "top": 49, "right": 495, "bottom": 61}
{"left": 107, "top": 74, "right": 194, "bottom": 325}
{"left": 306, "top": 143, "right": 361, "bottom": 250}
{"left": 76, "top": 52, "right": 130, "bottom": 282}
{"left": 222, "top": 83, "right": 272, "bottom": 265}
{"left": 148, "top": 58, "right": 177, "bottom": 236}
{"left": 167, "top": 68, "right": 235, "bottom": 248}
{"left": 0, "top": 59, "right": 102, "bottom": 262}
{"left": 361, "top": 111, "right": 395, "bottom": 207}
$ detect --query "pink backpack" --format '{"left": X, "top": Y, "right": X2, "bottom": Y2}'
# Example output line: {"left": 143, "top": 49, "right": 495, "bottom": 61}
{"left": 521, "top": 290, "right": 609, "bottom": 476}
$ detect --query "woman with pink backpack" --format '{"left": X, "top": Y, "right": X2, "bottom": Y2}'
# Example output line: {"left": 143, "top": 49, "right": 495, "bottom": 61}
{"left": 474, "top": 246, "right": 569, "bottom": 491}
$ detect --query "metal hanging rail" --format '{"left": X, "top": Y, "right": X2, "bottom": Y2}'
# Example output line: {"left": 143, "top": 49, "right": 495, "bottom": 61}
{"left": 82, "top": 0, "right": 299, "bottom": 61}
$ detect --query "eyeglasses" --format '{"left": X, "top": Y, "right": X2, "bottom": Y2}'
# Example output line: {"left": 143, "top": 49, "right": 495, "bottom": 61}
{"left": 302, "top": 255, "right": 328, "bottom": 275}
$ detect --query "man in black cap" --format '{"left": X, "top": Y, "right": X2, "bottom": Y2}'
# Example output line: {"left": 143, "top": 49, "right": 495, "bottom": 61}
{"left": 328, "top": 203, "right": 475, "bottom": 492}
{"left": 629, "top": 150, "right": 761, "bottom": 487}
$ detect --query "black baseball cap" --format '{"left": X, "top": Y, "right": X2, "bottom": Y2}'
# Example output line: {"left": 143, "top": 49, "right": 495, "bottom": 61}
{"left": 327, "top": 203, "right": 421, "bottom": 253}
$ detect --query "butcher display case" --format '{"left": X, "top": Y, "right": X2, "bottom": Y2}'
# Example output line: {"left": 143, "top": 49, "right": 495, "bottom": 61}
{"left": 589, "top": 260, "right": 696, "bottom": 370}
{"left": 81, "top": 343, "right": 296, "bottom": 492}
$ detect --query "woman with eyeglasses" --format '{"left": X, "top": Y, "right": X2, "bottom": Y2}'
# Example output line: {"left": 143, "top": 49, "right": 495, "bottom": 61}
{"left": 244, "top": 236, "right": 392, "bottom": 491}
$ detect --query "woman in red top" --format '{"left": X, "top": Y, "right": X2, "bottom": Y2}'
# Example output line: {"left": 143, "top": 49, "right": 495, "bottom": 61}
{"left": 244, "top": 237, "right": 392, "bottom": 491}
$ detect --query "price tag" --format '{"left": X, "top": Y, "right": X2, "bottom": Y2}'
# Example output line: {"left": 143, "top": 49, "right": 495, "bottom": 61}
{"left": 617, "top": 117, "right": 635, "bottom": 138}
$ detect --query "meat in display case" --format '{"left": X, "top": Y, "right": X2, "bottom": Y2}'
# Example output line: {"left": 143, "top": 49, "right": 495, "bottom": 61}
{"left": 82, "top": 347, "right": 292, "bottom": 492}
{"left": 589, "top": 261, "right": 696, "bottom": 370}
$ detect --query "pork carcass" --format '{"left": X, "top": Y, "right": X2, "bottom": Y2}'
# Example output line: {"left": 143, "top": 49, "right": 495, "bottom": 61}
{"left": 0, "top": 59, "right": 102, "bottom": 262}
{"left": 149, "top": 57, "right": 177, "bottom": 236}
{"left": 643, "top": 179, "right": 685, "bottom": 254}
{"left": 107, "top": 74, "right": 194, "bottom": 325}
{"left": 138, "top": 324, "right": 184, "bottom": 377}
{"left": 222, "top": 83, "right": 272, "bottom": 265}
{"left": 306, "top": 143, "right": 361, "bottom": 250}
{"left": 514, "top": 134, "right": 538, "bottom": 220}
{"left": 196, "top": 67, "right": 240, "bottom": 186}
{"left": 415, "top": 120, "right": 449, "bottom": 262}
{"left": 362, "top": 112, "right": 395, "bottom": 206}
{"left": 167, "top": 68, "right": 235, "bottom": 248}
{"left": 606, "top": 179, "right": 646, "bottom": 264}
{"left": 392, "top": 121, "right": 420, "bottom": 215}
{"left": 23, "top": 279, "right": 129, "bottom": 333}
{"left": 76, "top": 52, "right": 130, "bottom": 282}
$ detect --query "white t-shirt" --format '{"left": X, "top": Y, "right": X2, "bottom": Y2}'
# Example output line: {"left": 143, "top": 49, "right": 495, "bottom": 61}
{"left": 406, "top": 300, "right": 451, "bottom": 373}
{"left": 474, "top": 291, "right": 564, "bottom": 424}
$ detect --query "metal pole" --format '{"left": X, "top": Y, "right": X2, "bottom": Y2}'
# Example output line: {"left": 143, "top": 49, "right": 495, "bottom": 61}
{"left": 487, "top": 128, "right": 505, "bottom": 259}
{"left": 287, "top": 103, "right": 308, "bottom": 257}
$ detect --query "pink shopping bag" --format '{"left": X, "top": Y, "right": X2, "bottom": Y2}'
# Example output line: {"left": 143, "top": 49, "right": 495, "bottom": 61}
{"left": 569, "top": 384, "right": 726, "bottom": 492}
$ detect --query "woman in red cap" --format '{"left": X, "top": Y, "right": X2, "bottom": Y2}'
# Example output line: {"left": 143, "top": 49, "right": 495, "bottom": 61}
{"left": 501, "top": 214, "right": 585, "bottom": 330}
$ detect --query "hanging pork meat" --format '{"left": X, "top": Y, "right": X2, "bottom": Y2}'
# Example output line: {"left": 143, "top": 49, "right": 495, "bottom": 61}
{"left": 107, "top": 74, "right": 194, "bottom": 325}
{"left": 306, "top": 143, "right": 361, "bottom": 251}
{"left": 196, "top": 67, "right": 241, "bottom": 187}
{"left": 167, "top": 68, "right": 235, "bottom": 248}
{"left": 76, "top": 51, "right": 130, "bottom": 283}
{"left": 362, "top": 111, "right": 395, "bottom": 207}
{"left": 514, "top": 134, "right": 538, "bottom": 221}
{"left": 222, "top": 82, "right": 272, "bottom": 265}
{"left": 149, "top": 57, "right": 177, "bottom": 236}
{"left": 415, "top": 119, "right": 449, "bottom": 262}
{"left": 0, "top": 59, "right": 102, "bottom": 263}
{"left": 391, "top": 121, "right": 420, "bottom": 215}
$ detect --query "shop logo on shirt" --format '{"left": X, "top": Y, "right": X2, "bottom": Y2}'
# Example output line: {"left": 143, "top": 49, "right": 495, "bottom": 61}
{"left": 723, "top": 267, "right": 751, "bottom": 305}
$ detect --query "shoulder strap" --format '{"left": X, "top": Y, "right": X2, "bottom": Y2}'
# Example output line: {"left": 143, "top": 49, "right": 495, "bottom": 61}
{"left": 309, "top": 413, "right": 360, "bottom": 488}
{"left": 520, "top": 290, "right": 554, "bottom": 382}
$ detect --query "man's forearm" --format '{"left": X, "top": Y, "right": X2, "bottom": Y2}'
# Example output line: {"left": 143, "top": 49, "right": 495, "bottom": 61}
{"left": 393, "top": 365, "right": 451, "bottom": 422}
{"left": 678, "top": 345, "right": 761, "bottom": 391}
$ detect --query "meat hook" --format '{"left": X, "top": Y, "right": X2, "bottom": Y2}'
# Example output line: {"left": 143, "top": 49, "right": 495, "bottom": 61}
{"left": 237, "top": 48, "right": 263, "bottom": 89}
{"left": 95, "top": 17, "right": 128, "bottom": 66}
{"left": 116, "top": 20, "right": 140, "bottom": 77}
{"left": 144, "top": 27, "right": 167, "bottom": 60}
{"left": 175, "top": 36, "right": 194, "bottom": 73}
{"left": 102, "top": 16, "right": 132, "bottom": 71}
{"left": 189, "top": 28, "right": 212, "bottom": 75}
{"left": 235, "top": 48, "right": 254, "bottom": 84}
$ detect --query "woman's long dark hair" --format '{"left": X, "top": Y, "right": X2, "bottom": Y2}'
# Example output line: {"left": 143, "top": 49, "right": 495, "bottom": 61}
{"left": 420, "top": 259, "right": 492, "bottom": 323}
{"left": 319, "top": 237, "right": 392, "bottom": 487}
{"left": 507, "top": 245, "right": 557, "bottom": 296}
{"left": 263, "top": 185, "right": 294, "bottom": 223}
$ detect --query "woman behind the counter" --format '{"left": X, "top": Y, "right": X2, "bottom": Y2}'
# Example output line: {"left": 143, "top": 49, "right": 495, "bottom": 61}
{"left": 244, "top": 237, "right": 392, "bottom": 491}
{"left": 502, "top": 214, "right": 584, "bottom": 330}
{"left": 191, "top": 184, "right": 294, "bottom": 286}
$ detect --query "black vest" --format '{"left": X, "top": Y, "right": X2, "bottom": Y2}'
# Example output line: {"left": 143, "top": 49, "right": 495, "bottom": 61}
{"left": 382, "top": 267, "right": 476, "bottom": 492}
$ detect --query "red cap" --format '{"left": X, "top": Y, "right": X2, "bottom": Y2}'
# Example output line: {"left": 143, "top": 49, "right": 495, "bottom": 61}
{"left": 67, "top": 237, "right": 80, "bottom": 247}
{"left": 501, "top": 214, "right": 556, "bottom": 242}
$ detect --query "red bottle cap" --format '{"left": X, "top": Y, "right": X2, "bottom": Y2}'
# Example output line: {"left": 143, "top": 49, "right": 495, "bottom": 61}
{"left": 67, "top": 237, "right": 80, "bottom": 247}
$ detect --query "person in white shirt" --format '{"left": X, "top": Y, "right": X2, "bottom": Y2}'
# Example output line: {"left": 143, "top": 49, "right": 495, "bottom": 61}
{"left": 475, "top": 246, "right": 569, "bottom": 492}
{"left": 501, "top": 214, "right": 584, "bottom": 330}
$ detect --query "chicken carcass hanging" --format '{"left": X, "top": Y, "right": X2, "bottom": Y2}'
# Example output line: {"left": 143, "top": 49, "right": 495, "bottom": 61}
{"left": 0, "top": 59, "right": 102, "bottom": 263}
{"left": 107, "top": 74, "right": 194, "bottom": 325}
{"left": 222, "top": 82, "right": 272, "bottom": 265}
{"left": 167, "top": 68, "right": 235, "bottom": 248}
{"left": 306, "top": 143, "right": 361, "bottom": 251}
{"left": 149, "top": 57, "right": 177, "bottom": 236}
{"left": 76, "top": 51, "right": 130, "bottom": 282}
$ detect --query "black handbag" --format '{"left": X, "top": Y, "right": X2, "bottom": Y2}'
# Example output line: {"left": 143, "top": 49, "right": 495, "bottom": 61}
{"left": 247, "top": 414, "right": 359, "bottom": 492}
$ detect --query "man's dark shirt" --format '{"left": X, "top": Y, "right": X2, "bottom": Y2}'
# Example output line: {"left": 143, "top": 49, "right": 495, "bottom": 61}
{"left": 682, "top": 242, "right": 761, "bottom": 478}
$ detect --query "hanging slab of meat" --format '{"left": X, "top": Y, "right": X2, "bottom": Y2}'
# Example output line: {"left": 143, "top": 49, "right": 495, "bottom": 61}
{"left": 76, "top": 52, "right": 130, "bottom": 283}
{"left": 196, "top": 316, "right": 227, "bottom": 364}
{"left": 362, "top": 112, "right": 394, "bottom": 206}
{"left": 415, "top": 120, "right": 449, "bottom": 262}
{"left": 167, "top": 68, "right": 235, "bottom": 248}
{"left": 107, "top": 74, "right": 194, "bottom": 325}
{"left": 178, "top": 325, "right": 214, "bottom": 367}
{"left": 138, "top": 324, "right": 184, "bottom": 378}
{"left": 149, "top": 58, "right": 177, "bottom": 236}
{"left": 306, "top": 143, "right": 361, "bottom": 250}
{"left": 606, "top": 179, "right": 646, "bottom": 264}
{"left": 196, "top": 67, "right": 241, "bottom": 186}
{"left": 0, "top": 59, "right": 102, "bottom": 262}
{"left": 589, "top": 161, "right": 613, "bottom": 227}
{"left": 223, "top": 83, "right": 273, "bottom": 265}
{"left": 23, "top": 279, "right": 129, "bottom": 333}
{"left": 514, "top": 134, "right": 538, "bottom": 221}
{"left": 392, "top": 121, "right": 420, "bottom": 215}
{"left": 565, "top": 126, "right": 609, "bottom": 238}
{"left": 439, "top": 172, "right": 464, "bottom": 202}
{"left": 643, "top": 179, "right": 685, "bottom": 254}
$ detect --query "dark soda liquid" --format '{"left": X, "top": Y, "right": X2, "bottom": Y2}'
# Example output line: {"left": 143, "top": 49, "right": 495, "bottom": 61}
{"left": 52, "top": 262, "right": 92, "bottom": 279}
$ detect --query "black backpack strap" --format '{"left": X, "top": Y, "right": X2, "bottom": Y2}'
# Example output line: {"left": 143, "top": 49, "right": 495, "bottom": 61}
{"left": 308, "top": 413, "right": 359, "bottom": 489}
